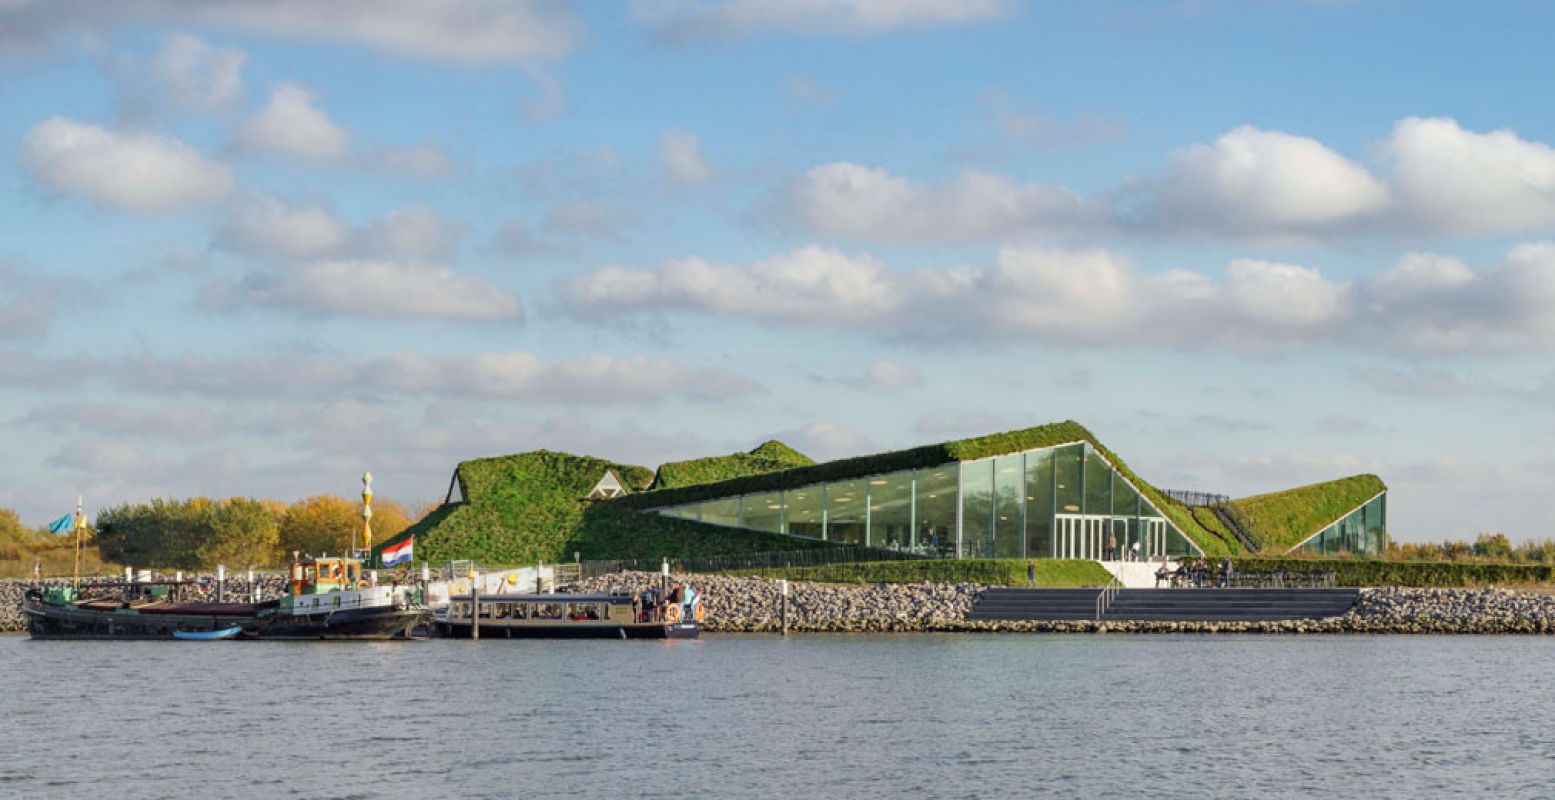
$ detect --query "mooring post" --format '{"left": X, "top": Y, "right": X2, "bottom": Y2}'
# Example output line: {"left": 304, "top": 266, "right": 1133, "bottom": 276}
{"left": 216, "top": 564, "right": 225, "bottom": 603}
{"left": 470, "top": 568, "right": 480, "bottom": 641}
{"left": 174, "top": 570, "right": 183, "bottom": 602}
{"left": 247, "top": 568, "right": 256, "bottom": 602}
{"left": 780, "top": 579, "right": 789, "bottom": 637}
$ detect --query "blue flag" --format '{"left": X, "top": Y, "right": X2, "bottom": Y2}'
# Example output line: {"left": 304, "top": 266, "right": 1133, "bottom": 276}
{"left": 48, "top": 514, "right": 73, "bottom": 534}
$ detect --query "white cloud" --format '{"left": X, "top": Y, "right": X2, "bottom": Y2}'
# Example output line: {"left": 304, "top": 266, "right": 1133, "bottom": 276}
{"left": 0, "top": 0, "right": 580, "bottom": 63}
{"left": 858, "top": 360, "right": 922, "bottom": 391}
{"left": 1361, "top": 243, "right": 1555, "bottom": 352}
{"left": 765, "top": 421, "right": 877, "bottom": 462}
{"left": 634, "top": 0, "right": 1012, "bottom": 41}
{"left": 1384, "top": 116, "right": 1555, "bottom": 234}
{"left": 0, "top": 263, "right": 62, "bottom": 339}
{"left": 239, "top": 83, "right": 351, "bottom": 162}
{"left": 362, "top": 207, "right": 465, "bottom": 261}
{"left": 564, "top": 246, "right": 906, "bottom": 325}
{"left": 659, "top": 129, "right": 716, "bottom": 185}
{"left": 22, "top": 401, "right": 220, "bottom": 440}
{"left": 22, "top": 117, "right": 233, "bottom": 213}
{"left": 218, "top": 194, "right": 350, "bottom": 260}
{"left": 563, "top": 244, "right": 1358, "bottom": 350}
{"left": 1142, "top": 125, "right": 1388, "bottom": 235}
{"left": 247, "top": 259, "right": 522, "bottom": 323}
{"left": 151, "top": 32, "right": 245, "bottom": 107}
{"left": 543, "top": 200, "right": 636, "bottom": 242}
{"left": 376, "top": 142, "right": 455, "bottom": 178}
{"left": 784, "top": 162, "right": 1087, "bottom": 242}
{"left": 101, "top": 350, "right": 757, "bottom": 405}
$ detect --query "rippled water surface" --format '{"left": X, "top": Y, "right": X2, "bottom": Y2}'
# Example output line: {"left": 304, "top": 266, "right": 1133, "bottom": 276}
{"left": 4, "top": 633, "right": 1554, "bottom": 798}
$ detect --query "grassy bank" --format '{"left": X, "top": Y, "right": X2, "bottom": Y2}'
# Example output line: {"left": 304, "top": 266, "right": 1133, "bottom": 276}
{"left": 1232, "top": 556, "right": 1555, "bottom": 587}
{"left": 721, "top": 558, "right": 1112, "bottom": 587}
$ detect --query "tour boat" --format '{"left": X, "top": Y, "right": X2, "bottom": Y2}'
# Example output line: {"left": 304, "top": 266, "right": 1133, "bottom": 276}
{"left": 436, "top": 591, "right": 702, "bottom": 639}
{"left": 23, "top": 554, "right": 429, "bottom": 641}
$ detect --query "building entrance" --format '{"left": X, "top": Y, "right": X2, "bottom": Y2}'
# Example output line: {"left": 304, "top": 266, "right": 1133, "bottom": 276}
{"left": 1057, "top": 514, "right": 1170, "bottom": 560}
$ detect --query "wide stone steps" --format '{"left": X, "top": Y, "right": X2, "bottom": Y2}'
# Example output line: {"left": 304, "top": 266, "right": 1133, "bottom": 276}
{"left": 967, "top": 588, "right": 1359, "bottom": 622}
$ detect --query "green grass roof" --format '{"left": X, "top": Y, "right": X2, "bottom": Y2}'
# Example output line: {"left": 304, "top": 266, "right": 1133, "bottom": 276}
{"left": 613, "top": 420, "right": 1241, "bottom": 556}
{"left": 374, "top": 449, "right": 833, "bottom": 565}
{"left": 651, "top": 440, "right": 815, "bottom": 489}
{"left": 1228, "top": 474, "right": 1387, "bottom": 554}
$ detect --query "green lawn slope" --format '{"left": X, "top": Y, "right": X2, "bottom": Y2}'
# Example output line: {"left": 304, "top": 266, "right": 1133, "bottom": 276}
{"left": 1228, "top": 474, "right": 1387, "bottom": 554}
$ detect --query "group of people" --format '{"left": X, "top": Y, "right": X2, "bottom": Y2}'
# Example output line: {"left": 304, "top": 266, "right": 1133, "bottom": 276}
{"left": 1155, "top": 557, "right": 1234, "bottom": 588}
{"left": 633, "top": 583, "right": 701, "bottom": 624}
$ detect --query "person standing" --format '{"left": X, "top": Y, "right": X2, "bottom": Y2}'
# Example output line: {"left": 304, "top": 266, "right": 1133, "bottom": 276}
{"left": 1219, "top": 558, "right": 1233, "bottom": 588}
{"left": 1026, "top": 560, "right": 1036, "bottom": 587}
{"left": 1105, "top": 531, "right": 1118, "bottom": 561}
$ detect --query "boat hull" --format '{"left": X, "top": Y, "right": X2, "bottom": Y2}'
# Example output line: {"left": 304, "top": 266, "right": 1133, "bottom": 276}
{"left": 24, "top": 602, "right": 429, "bottom": 641}
{"left": 248, "top": 607, "right": 430, "bottom": 640}
{"left": 436, "top": 620, "right": 700, "bottom": 639}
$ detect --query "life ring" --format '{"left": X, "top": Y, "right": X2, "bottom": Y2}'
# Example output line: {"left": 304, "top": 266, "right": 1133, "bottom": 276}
{"left": 694, "top": 604, "right": 706, "bottom": 622}
{"left": 357, "top": 579, "right": 371, "bottom": 590}
{"left": 665, "top": 604, "right": 681, "bottom": 623}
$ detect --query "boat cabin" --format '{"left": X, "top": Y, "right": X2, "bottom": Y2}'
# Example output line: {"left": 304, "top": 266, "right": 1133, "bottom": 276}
{"left": 288, "top": 553, "right": 365, "bottom": 596}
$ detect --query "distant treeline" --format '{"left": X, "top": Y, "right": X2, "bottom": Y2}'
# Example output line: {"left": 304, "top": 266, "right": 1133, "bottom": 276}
{"left": 2, "top": 495, "right": 424, "bottom": 572}
{"left": 1386, "top": 533, "right": 1555, "bottom": 563}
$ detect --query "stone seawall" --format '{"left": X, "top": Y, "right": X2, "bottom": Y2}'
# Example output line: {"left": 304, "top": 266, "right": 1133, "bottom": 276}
{"left": 9, "top": 574, "right": 1555, "bottom": 635}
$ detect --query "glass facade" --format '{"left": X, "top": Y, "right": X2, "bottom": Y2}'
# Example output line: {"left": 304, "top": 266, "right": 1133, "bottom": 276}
{"left": 652, "top": 441, "right": 1201, "bottom": 560}
{"left": 1292, "top": 493, "right": 1387, "bottom": 556}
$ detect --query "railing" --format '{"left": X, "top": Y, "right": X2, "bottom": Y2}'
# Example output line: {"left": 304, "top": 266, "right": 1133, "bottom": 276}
{"left": 1095, "top": 578, "right": 1123, "bottom": 620}
{"left": 1161, "top": 489, "right": 1231, "bottom": 507}
{"left": 1212, "top": 503, "right": 1264, "bottom": 552}
{"left": 579, "top": 544, "right": 937, "bottom": 580}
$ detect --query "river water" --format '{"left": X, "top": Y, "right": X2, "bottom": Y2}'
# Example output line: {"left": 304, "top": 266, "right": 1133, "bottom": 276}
{"left": 2, "top": 633, "right": 1552, "bottom": 799}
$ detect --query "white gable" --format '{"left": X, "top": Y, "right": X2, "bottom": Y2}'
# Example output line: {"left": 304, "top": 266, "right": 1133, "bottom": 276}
{"left": 586, "top": 470, "right": 629, "bottom": 500}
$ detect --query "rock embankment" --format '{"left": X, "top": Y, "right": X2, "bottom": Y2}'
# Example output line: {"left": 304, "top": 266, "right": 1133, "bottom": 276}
{"left": 571, "top": 572, "right": 978, "bottom": 633}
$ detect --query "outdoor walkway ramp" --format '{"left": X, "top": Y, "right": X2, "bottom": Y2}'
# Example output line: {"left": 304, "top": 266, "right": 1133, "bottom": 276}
{"left": 967, "top": 588, "right": 1360, "bottom": 622}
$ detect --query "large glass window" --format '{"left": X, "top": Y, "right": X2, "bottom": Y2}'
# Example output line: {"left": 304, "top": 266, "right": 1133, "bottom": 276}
{"left": 827, "top": 479, "right": 868, "bottom": 545}
{"left": 743, "top": 492, "right": 784, "bottom": 534}
{"left": 700, "top": 496, "right": 741, "bottom": 528}
{"left": 993, "top": 455, "right": 1023, "bottom": 558}
{"left": 1084, "top": 447, "right": 1113, "bottom": 517}
{"left": 1025, "top": 448, "right": 1054, "bottom": 558}
{"left": 786, "top": 487, "right": 824, "bottom": 539}
{"left": 1365, "top": 494, "right": 1387, "bottom": 554}
{"left": 1055, "top": 444, "right": 1084, "bottom": 515}
{"left": 960, "top": 460, "right": 994, "bottom": 559}
{"left": 915, "top": 465, "right": 957, "bottom": 557}
{"left": 868, "top": 470, "right": 914, "bottom": 550}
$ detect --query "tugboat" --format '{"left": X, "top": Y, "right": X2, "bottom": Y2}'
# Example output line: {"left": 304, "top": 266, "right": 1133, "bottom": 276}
{"left": 22, "top": 553, "right": 429, "bottom": 641}
{"left": 244, "top": 552, "right": 429, "bottom": 640}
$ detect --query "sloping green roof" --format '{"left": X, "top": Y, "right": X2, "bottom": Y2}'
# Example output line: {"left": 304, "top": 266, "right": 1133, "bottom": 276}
{"left": 1228, "top": 474, "right": 1387, "bottom": 553}
{"left": 651, "top": 440, "right": 814, "bottom": 489}
{"left": 373, "top": 449, "right": 831, "bottom": 564}
{"left": 614, "top": 420, "right": 1241, "bottom": 556}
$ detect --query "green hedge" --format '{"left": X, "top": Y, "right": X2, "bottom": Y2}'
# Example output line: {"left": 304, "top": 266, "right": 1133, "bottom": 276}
{"left": 651, "top": 440, "right": 814, "bottom": 489}
{"left": 1229, "top": 475, "right": 1386, "bottom": 553}
{"left": 1231, "top": 557, "right": 1555, "bottom": 587}
{"left": 724, "top": 558, "right": 1114, "bottom": 587}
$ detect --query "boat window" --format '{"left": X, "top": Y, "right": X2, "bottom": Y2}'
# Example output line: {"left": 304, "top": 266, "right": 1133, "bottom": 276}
{"left": 346, "top": 563, "right": 359, "bottom": 584}
{"left": 533, "top": 603, "right": 562, "bottom": 620}
{"left": 512, "top": 604, "right": 529, "bottom": 620}
{"left": 566, "top": 603, "right": 601, "bottom": 621}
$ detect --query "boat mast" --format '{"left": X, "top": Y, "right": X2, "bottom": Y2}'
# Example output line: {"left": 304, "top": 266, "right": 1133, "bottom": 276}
{"left": 71, "top": 494, "right": 83, "bottom": 591}
{"left": 361, "top": 471, "right": 373, "bottom": 567}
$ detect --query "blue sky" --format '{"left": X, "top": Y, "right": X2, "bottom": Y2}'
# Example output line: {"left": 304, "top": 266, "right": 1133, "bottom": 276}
{"left": 3, "top": 0, "right": 1555, "bottom": 543}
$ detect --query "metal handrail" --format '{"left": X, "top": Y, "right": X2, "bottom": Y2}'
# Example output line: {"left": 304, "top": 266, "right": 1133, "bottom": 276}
{"left": 1094, "top": 578, "right": 1123, "bottom": 620}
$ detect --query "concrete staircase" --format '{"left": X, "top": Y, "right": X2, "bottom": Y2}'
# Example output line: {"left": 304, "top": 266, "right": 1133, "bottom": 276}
{"left": 967, "top": 588, "right": 1359, "bottom": 622}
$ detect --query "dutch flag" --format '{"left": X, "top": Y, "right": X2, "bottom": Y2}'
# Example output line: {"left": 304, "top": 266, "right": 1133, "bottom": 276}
{"left": 381, "top": 537, "right": 413, "bottom": 567}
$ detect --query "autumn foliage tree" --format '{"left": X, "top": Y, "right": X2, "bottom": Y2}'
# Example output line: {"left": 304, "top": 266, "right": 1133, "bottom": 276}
{"left": 96, "top": 497, "right": 279, "bottom": 569}
{"left": 278, "top": 495, "right": 412, "bottom": 559}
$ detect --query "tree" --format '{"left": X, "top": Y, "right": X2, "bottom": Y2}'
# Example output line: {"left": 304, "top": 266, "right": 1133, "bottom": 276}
{"left": 200, "top": 498, "right": 279, "bottom": 568}
{"left": 278, "top": 495, "right": 360, "bottom": 558}
{"left": 97, "top": 497, "right": 280, "bottom": 569}
{"left": 1472, "top": 532, "right": 1513, "bottom": 560}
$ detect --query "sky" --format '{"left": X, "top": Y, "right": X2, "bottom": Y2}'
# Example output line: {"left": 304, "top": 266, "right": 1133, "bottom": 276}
{"left": 2, "top": 0, "right": 1555, "bottom": 543}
